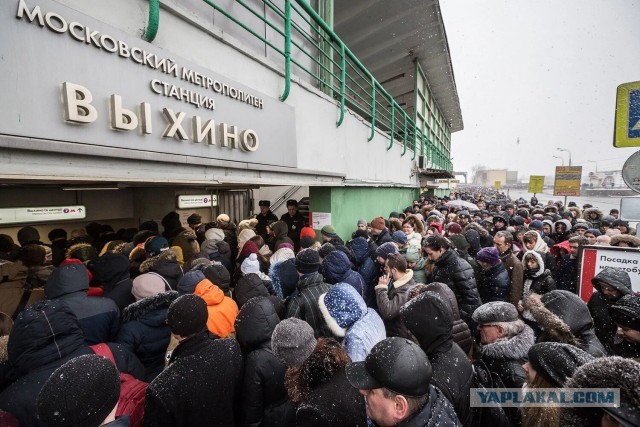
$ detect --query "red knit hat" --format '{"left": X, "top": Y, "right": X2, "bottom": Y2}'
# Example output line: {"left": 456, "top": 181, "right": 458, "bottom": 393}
{"left": 300, "top": 227, "right": 316, "bottom": 240}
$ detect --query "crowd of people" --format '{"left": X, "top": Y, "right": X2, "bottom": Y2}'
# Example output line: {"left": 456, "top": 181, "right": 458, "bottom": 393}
{"left": 0, "top": 191, "right": 639, "bottom": 426}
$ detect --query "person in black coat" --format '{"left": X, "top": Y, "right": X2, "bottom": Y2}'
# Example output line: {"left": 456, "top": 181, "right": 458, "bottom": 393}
{"left": 0, "top": 300, "right": 144, "bottom": 426}
{"left": 401, "top": 292, "right": 473, "bottom": 426}
{"left": 138, "top": 248, "right": 184, "bottom": 290}
{"left": 44, "top": 261, "right": 120, "bottom": 345}
{"left": 588, "top": 267, "right": 634, "bottom": 354}
{"left": 88, "top": 253, "right": 136, "bottom": 312}
{"left": 235, "top": 297, "right": 295, "bottom": 427}
{"left": 475, "top": 247, "right": 510, "bottom": 303}
{"left": 524, "top": 290, "right": 607, "bottom": 357}
{"left": 115, "top": 290, "right": 179, "bottom": 381}
{"left": 521, "top": 250, "right": 556, "bottom": 299}
{"left": 143, "top": 295, "right": 243, "bottom": 427}
{"left": 350, "top": 237, "right": 378, "bottom": 308}
{"left": 424, "top": 235, "right": 482, "bottom": 327}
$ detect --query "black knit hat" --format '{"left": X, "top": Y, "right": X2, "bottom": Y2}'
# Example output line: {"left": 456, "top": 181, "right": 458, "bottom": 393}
{"left": 204, "top": 264, "right": 231, "bottom": 293}
{"left": 610, "top": 294, "right": 640, "bottom": 331}
{"left": 528, "top": 342, "right": 593, "bottom": 387}
{"left": 37, "top": 354, "right": 120, "bottom": 427}
{"left": 295, "top": 248, "right": 320, "bottom": 274}
{"left": 168, "top": 294, "right": 208, "bottom": 336}
{"left": 187, "top": 213, "right": 202, "bottom": 225}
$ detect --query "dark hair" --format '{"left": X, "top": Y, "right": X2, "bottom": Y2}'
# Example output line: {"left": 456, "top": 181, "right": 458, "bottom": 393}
{"left": 523, "top": 231, "right": 539, "bottom": 245}
{"left": 382, "top": 388, "right": 429, "bottom": 418}
{"left": 423, "top": 234, "right": 450, "bottom": 251}
{"left": 494, "top": 230, "right": 513, "bottom": 245}
{"left": 285, "top": 338, "right": 350, "bottom": 405}
{"left": 568, "top": 236, "right": 588, "bottom": 246}
{"left": 386, "top": 254, "right": 407, "bottom": 273}
{"left": 19, "top": 244, "right": 46, "bottom": 267}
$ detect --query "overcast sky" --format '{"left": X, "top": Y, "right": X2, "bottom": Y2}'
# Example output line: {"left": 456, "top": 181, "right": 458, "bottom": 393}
{"left": 439, "top": 0, "right": 640, "bottom": 180}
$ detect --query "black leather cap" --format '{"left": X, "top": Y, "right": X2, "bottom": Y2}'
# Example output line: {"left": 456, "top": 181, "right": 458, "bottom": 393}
{"left": 345, "top": 337, "right": 432, "bottom": 397}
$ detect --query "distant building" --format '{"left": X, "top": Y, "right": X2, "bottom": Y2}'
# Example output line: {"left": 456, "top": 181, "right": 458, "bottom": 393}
{"left": 474, "top": 169, "right": 518, "bottom": 186}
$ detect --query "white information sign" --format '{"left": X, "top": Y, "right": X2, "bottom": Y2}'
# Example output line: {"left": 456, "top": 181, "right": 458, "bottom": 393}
{"left": 311, "top": 212, "right": 332, "bottom": 229}
{"left": 579, "top": 245, "right": 640, "bottom": 302}
{"left": 177, "top": 195, "right": 218, "bottom": 209}
{"left": 0, "top": 205, "right": 86, "bottom": 225}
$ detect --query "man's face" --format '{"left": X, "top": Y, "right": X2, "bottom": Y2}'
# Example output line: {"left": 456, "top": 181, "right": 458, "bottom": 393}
{"left": 376, "top": 255, "right": 386, "bottom": 265}
{"left": 556, "top": 224, "right": 566, "bottom": 233}
{"left": 610, "top": 211, "right": 619, "bottom": 219}
{"left": 599, "top": 282, "right": 622, "bottom": 301}
{"left": 494, "top": 220, "right": 505, "bottom": 230}
{"left": 493, "top": 236, "right": 509, "bottom": 254}
{"left": 576, "top": 228, "right": 586, "bottom": 236}
{"left": 616, "top": 324, "right": 640, "bottom": 344}
{"left": 358, "top": 223, "right": 367, "bottom": 231}
{"left": 542, "top": 224, "right": 552, "bottom": 235}
{"left": 506, "top": 208, "right": 515, "bottom": 216}
{"left": 459, "top": 216, "right": 469, "bottom": 225}
{"left": 585, "top": 233, "right": 597, "bottom": 245}
{"left": 287, "top": 205, "right": 298, "bottom": 216}
{"left": 360, "top": 388, "right": 399, "bottom": 427}
{"left": 570, "top": 242, "right": 580, "bottom": 258}
{"left": 478, "top": 324, "right": 503, "bottom": 344}
{"left": 424, "top": 247, "right": 445, "bottom": 262}
{"left": 259, "top": 206, "right": 269, "bottom": 215}
{"left": 477, "top": 202, "right": 485, "bottom": 210}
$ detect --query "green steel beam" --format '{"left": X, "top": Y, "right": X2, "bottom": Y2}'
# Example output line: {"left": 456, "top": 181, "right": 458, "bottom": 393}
{"left": 143, "top": 0, "right": 159, "bottom": 42}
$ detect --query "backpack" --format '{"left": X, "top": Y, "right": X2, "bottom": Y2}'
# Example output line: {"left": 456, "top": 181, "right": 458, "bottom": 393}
{"left": 471, "top": 360, "right": 513, "bottom": 427}
{"left": 90, "top": 343, "right": 148, "bottom": 427}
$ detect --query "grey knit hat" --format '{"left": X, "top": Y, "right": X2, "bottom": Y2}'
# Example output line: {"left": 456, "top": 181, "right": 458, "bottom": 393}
{"left": 295, "top": 248, "right": 320, "bottom": 274}
{"left": 272, "top": 318, "right": 317, "bottom": 367}
{"left": 472, "top": 301, "right": 519, "bottom": 325}
{"left": 357, "top": 219, "right": 367, "bottom": 227}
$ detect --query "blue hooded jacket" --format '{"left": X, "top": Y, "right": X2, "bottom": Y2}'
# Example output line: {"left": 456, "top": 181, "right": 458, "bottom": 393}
{"left": 322, "top": 251, "right": 365, "bottom": 296}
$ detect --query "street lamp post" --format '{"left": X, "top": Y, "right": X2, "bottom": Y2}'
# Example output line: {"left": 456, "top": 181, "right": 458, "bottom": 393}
{"left": 552, "top": 155, "right": 565, "bottom": 166}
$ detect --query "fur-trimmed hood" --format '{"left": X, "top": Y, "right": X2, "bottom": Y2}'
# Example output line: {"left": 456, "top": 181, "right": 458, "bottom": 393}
{"left": 318, "top": 283, "right": 366, "bottom": 337}
{"left": 121, "top": 290, "right": 178, "bottom": 323}
{"left": 610, "top": 233, "right": 640, "bottom": 248}
{"left": 139, "top": 249, "right": 178, "bottom": 273}
{"left": 464, "top": 222, "right": 490, "bottom": 239}
{"left": 561, "top": 357, "right": 640, "bottom": 427}
{"left": 174, "top": 228, "right": 197, "bottom": 242}
{"left": 567, "top": 206, "right": 582, "bottom": 219}
{"left": 404, "top": 214, "right": 425, "bottom": 235}
{"left": 481, "top": 323, "right": 534, "bottom": 361}
{"left": 583, "top": 207, "right": 603, "bottom": 221}
{"left": 524, "top": 292, "right": 582, "bottom": 347}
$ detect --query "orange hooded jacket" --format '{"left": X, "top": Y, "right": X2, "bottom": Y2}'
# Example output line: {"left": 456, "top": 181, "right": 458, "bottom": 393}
{"left": 193, "top": 278, "right": 238, "bottom": 338}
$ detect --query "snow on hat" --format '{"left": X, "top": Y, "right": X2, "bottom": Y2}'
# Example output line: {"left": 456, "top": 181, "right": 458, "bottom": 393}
{"left": 375, "top": 242, "right": 399, "bottom": 260}
{"left": 472, "top": 301, "right": 519, "bottom": 325}
{"left": 404, "top": 245, "right": 421, "bottom": 263}
{"left": 391, "top": 231, "right": 408, "bottom": 245}
{"left": 371, "top": 217, "right": 386, "bottom": 231}
{"left": 168, "top": 294, "right": 208, "bottom": 336}
{"left": 318, "top": 242, "right": 336, "bottom": 259}
{"left": 528, "top": 220, "right": 544, "bottom": 230}
{"left": 272, "top": 318, "right": 317, "bottom": 367}
{"left": 295, "top": 248, "right": 320, "bottom": 274}
{"left": 528, "top": 342, "right": 593, "bottom": 387}
{"left": 37, "top": 354, "right": 120, "bottom": 427}
{"left": 145, "top": 236, "right": 169, "bottom": 255}
{"left": 177, "top": 270, "right": 206, "bottom": 295}
{"left": 476, "top": 247, "right": 501, "bottom": 265}
{"left": 447, "top": 222, "right": 462, "bottom": 234}
{"left": 609, "top": 294, "right": 640, "bottom": 331}
{"left": 241, "top": 253, "right": 261, "bottom": 275}
{"left": 132, "top": 272, "right": 170, "bottom": 300}
{"left": 187, "top": 213, "right": 202, "bottom": 225}
{"left": 321, "top": 225, "right": 339, "bottom": 239}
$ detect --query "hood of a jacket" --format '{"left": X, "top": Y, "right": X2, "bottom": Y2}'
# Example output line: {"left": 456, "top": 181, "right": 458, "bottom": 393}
{"left": 271, "top": 221, "right": 289, "bottom": 239}
{"left": 542, "top": 290, "right": 594, "bottom": 334}
{"left": 550, "top": 239, "right": 571, "bottom": 257}
{"left": 583, "top": 208, "right": 603, "bottom": 221}
{"left": 235, "top": 296, "right": 280, "bottom": 354}
{"left": 234, "top": 273, "right": 270, "bottom": 308}
{"left": 8, "top": 300, "right": 85, "bottom": 373}
{"left": 122, "top": 290, "right": 178, "bottom": 324}
{"left": 200, "top": 239, "right": 221, "bottom": 258}
{"left": 401, "top": 291, "right": 453, "bottom": 355}
{"left": 423, "top": 282, "right": 462, "bottom": 321}
{"left": 464, "top": 222, "right": 490, "bottom": 239}
{"left": 194, "top": 278, "right": 225, "bottom": 305}
{"left": 349, "top": 237, "right": 370, "bottom": 264}
{"left": 318, "top": 283, "right": 366, "bottom": 337}
{"left": 555, "top": 219, "right": 573, "bottom": 233}
{"left": 44, "top": 263, "right": 90, "bottom": 299}
{"left": 522, "top": 250, "right": 545, "bottom": 278}
{"left": 322, "top": 250, "right": 351, "bottom": 284}
{"left": 204, "top": 227, "right": 225, "bottom": 242}
{"left": 139, "top": 249, "right": 178, "bottom": 273}
{"left": 87, "top": 253, "right": 130, "bottom": 288}
{"left": 591, "top": 267, "right": 633, "bottom": 295}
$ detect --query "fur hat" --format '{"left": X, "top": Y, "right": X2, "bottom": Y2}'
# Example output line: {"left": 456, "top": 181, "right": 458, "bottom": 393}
{"left": 216, "top": 214, "right": 230, "bottom": 224}
{"left": 272, "top": 318, "right": 317, "bottom": 367}
{"left": 375, "top": 242, "right": 398, "bottom": 260}
{"left": 286, "top": 199, "right": 298, "bottom": 207}
{"left": 371, "top": 217, "right": 386, "bottom": 231}
{"left": 167, "top": 294, "right": 208, "bottom": 336}
{"left": 258, "top": 200, "right": 271, "bottom": 207}
{"left": 37, "top": 354, "right": 120, "bottom": 427}
{"left": 610, "top": 234, "right": 640, "bottom": 248}
{"left": 295, "top": 248, "right": 320, "bottom": 274}
{"left": 472, "top": 301, "right": 518, "bottom": 325}
{"left": 321, "top": 225, "right": 339, "bottom": 239}
{"left": 476, "top": 247, "right": 501, "bottom": 265}
{"left": 241, "top": 253, "right": 261, "bottom": 275}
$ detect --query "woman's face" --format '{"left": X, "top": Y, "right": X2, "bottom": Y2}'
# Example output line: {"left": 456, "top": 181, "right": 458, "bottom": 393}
{"left": 403, "top": 223, "right": 414, "bottom": 235}
{"left": 522, "top": 362, "right": 537, "bottom": 385}
{"left": 524, "top": 240, "right": 536, "bottom": 251}
{"left": 526, "top": 257, "right": 539, "bottom": 271}
{"left": 543, "top": 224, "right": 552, "bottom": 235}
{"left": 358, "top": 223, "right": 367, "bottom": 231}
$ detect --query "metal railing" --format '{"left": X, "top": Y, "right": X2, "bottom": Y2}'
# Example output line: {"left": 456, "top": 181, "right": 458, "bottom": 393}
{"left": 149, "top": 0, "right": 453, "bottom": 171}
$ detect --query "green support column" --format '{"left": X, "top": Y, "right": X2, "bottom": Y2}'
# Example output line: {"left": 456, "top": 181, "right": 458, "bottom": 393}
{"left": 309, "top": 187, "right": 419, "bottom": 242}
